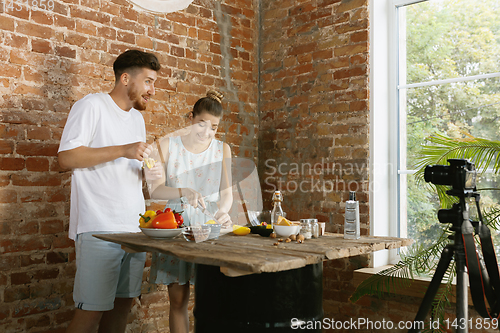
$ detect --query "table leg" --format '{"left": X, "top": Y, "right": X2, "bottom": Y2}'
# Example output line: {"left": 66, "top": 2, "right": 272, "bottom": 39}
{"left": 194, "top": 263, "right": 323, "bottom": 332}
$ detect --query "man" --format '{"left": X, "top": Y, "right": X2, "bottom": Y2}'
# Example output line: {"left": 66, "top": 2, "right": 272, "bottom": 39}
{"left": 58, "top": 49, "right": 160, "bottom": 333}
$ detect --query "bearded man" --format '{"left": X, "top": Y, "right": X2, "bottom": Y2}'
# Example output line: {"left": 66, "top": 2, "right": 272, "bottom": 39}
{"left": 58, "top": 49, "right": 160, "bottom": 333}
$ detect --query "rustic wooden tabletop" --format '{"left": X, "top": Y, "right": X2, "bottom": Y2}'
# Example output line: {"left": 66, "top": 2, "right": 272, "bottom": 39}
{"left": 94, "top": 232, "right": 412, "bottom": 277}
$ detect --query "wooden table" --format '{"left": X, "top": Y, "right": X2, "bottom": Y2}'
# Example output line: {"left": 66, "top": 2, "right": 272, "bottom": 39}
{"left": 95, "top": 232, "right": 412, "bottom": 332}
{"left": 94, "top": 232, "right": 412, "bottom": 276}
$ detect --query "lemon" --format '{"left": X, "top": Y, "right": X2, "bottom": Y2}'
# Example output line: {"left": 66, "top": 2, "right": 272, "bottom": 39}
{"left": 266, "top": 224, "right": 273, "bottom": 229}
{"left": 144, "top": 158, "right": 157, "bottom": 169}
{"left": 277, "top": 216, "right": 292, "bottom": 226}
{"left": 232, "top": 225, "right": 251, "bottom": 236}
{"left": 205, "top": 220, "right": 217, "bottom": 224}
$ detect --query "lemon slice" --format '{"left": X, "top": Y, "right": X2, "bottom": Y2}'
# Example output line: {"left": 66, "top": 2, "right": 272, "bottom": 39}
{"left": 232, "top": 225, "right": 251, "bottom": 236}
{"left": 277, "top": 216, "right": 292, "bottom": 226}
{"left": 144, "top": 158, "right": 156, "bottom": 169}
{"left": 205, "top": 220, "right": 217, "bottom": 224}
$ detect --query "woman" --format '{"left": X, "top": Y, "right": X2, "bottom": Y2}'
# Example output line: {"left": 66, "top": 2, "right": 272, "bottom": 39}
{"left": 145, "top": 90, "right": 233, "bottom": 333}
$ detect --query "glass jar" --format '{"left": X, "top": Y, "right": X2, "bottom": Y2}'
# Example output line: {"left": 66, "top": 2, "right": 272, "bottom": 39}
{"left": 310, "top": 219, "right": 320, "bottom": 238}
{"left": 300, "top": 219, "right": 312, "bottom": 239}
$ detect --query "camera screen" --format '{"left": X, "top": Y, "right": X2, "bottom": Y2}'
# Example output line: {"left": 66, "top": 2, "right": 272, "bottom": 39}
{"left": 464, "top": 169, "right": 477, "bottom": 190}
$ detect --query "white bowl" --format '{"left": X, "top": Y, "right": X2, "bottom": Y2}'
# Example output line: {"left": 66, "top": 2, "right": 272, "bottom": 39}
{"left": 274, "top": 225, "right": 300, "bottom": 237}
{"left": 140, "top": 227, "right": 184, "bottom": 239}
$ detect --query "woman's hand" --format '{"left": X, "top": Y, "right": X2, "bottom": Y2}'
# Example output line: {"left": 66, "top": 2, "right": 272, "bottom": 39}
{"left": 143, "top": 162, "right": 163, "bottom": 181}
{"left": 180, "top": 188, "right": 205, "bottom": 209}
{"left": 214, "top": 210, "right": 232, "bottom": 227}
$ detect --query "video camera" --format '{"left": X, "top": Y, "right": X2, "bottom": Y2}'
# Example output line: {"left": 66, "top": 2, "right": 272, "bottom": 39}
{"left": 424, "top": 158, "right": 477, "bottom": 192}
{"left": 424, "top": 159, "right": 477, "bottom": 225}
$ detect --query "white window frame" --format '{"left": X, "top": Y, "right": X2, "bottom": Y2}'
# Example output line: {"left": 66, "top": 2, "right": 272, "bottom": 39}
{"left": 370, "top": 0, "right": 500, "bottom": 267}
{"left": 370, "top": 0, "right": 399, "bottom": 267}
{"left": 370, "top": 0, "right": 425, "bottom": 266}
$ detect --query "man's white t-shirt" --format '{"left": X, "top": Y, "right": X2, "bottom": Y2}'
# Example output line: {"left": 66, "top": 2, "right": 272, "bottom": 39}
{"left": 58, "top": 93, "right": 146, "bottom": 240}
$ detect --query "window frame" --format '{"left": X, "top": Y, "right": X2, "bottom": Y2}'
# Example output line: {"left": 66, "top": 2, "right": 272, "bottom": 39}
{"left": 370, "top": 0, "right": 428, "bottom": 266}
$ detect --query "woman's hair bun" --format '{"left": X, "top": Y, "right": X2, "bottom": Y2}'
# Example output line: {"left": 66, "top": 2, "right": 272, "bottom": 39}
{"left": 206, "top": 90, "right": 223, "bottom": 104}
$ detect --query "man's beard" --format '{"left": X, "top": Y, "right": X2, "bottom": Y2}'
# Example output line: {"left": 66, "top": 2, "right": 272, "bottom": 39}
{"left": 127, "top": 83, "right": 147, "bottom": 110}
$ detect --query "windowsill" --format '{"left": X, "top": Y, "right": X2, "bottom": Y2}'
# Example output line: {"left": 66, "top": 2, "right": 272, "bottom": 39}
{"left": 353, "top": 265, "right": 473, "bottom": 305}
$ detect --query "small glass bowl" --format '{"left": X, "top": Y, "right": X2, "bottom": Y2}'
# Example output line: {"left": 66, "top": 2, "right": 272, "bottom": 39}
{"left": 182, "top": 225, "right": 211, "bottom": 242}
{"left": 207, "top": 223, "right": 221, "bottom": 240}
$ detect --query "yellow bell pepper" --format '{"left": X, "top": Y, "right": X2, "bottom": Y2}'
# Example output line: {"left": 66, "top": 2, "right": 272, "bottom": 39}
{"left": 139, "top": 210, "right": 157, "bottom": 228}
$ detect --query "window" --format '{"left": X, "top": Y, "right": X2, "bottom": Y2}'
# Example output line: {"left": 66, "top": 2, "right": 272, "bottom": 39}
{"left": 396, "top": 0, "right": 500, "bottom": 247}
{"left": 370, "top": 0, "right": 500, "bottom": 266}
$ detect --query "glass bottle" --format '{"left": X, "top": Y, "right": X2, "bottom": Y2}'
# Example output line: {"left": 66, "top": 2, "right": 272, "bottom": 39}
{"left": 270, "top": 190, "right": 284, "bottom": 227}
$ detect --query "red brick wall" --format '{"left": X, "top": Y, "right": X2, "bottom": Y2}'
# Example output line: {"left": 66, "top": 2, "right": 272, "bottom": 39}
{"left": 258, "top": 0, "right": 370, "bottom": 233}
{"left": 257, "top": 0, "right": 369, "bottom": 330}
{"left": 0, "top": 0, "right": 258, "bottom": 331}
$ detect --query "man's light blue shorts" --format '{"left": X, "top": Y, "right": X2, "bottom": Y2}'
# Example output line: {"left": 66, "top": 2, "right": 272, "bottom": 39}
{"left": 73, "top": 231, "right": 146, "bottom": 311}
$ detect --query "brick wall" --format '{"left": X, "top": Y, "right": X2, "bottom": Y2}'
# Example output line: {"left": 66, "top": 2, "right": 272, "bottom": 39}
{"left": 0, "top": 0, "right": 258, "bottom": 331}
{"left": 258, "top": 0, "right": 369, "bottom": 231}
{"left": 258, "top": 0, "right": 371, "bottom": 328}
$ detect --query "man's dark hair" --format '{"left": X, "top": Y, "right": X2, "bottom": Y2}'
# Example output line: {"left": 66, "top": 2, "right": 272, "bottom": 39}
{"left": 113, "top": 49, "right": 161, "bottom": 81}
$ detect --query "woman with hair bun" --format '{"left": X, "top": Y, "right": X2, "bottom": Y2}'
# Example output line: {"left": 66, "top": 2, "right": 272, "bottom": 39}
{"left": 144, "top": 90, "right": 233, "bottom": 333}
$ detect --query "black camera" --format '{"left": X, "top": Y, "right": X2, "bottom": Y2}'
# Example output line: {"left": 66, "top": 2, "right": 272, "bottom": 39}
{"left": 424, "top": 158, "right": 477, "bottom": 191}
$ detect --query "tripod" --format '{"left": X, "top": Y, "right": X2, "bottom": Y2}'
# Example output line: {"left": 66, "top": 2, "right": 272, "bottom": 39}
{"left": 408, "top": 210, "right": 469, "bottom": 333}
{"left": 411, "top": 159, "right": 500, "bottom": 332}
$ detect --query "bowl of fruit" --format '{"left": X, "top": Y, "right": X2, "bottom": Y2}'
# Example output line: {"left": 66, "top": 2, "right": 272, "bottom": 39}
{"left": 273, "top": 216, "right": 300, "bottom": 237}
{"left": 139, "top": 208, "right": 184, "bottom": 239}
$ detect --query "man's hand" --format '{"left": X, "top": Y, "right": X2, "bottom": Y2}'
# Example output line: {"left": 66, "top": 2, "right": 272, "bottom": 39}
{"left": 123, "top": 142, "right": 149, "bottom": 161}
{"left": 58, "top": 141, "right": 150, "bottom": 170}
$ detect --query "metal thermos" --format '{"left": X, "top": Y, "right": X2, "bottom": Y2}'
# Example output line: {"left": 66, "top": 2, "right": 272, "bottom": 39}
{"left": 344, "top": 191, "right": 360, "bottom": 239}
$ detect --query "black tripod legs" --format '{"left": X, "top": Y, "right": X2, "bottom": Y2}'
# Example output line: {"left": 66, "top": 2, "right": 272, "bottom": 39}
{"left": 455, "top": 240, "right": 469, "bottom": 333}
{"left": 409, "top": 245, "right": 455, "bottom": 333}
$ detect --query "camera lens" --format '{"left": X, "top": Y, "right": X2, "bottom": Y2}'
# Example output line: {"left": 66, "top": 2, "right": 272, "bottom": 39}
{"left": 424, "top": 165, "right": 453, "bottom": 186}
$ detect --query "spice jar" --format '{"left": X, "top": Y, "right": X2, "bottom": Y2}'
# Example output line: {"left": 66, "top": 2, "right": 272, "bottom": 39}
{"left": 310, "top": 219, "right": 320, "bottom": 238}
{"left": 299, "top": 219, "right": 313, "bottom": 239}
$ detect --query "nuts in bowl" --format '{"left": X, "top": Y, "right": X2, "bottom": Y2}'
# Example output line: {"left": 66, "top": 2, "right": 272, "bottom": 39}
{"left": 182, "top": 225, "right": 211, "bottom": 243}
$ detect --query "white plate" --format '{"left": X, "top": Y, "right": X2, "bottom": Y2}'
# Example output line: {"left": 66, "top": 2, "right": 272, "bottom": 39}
{"left": 140, "top": 227, "right": 184, "bottom": 239}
